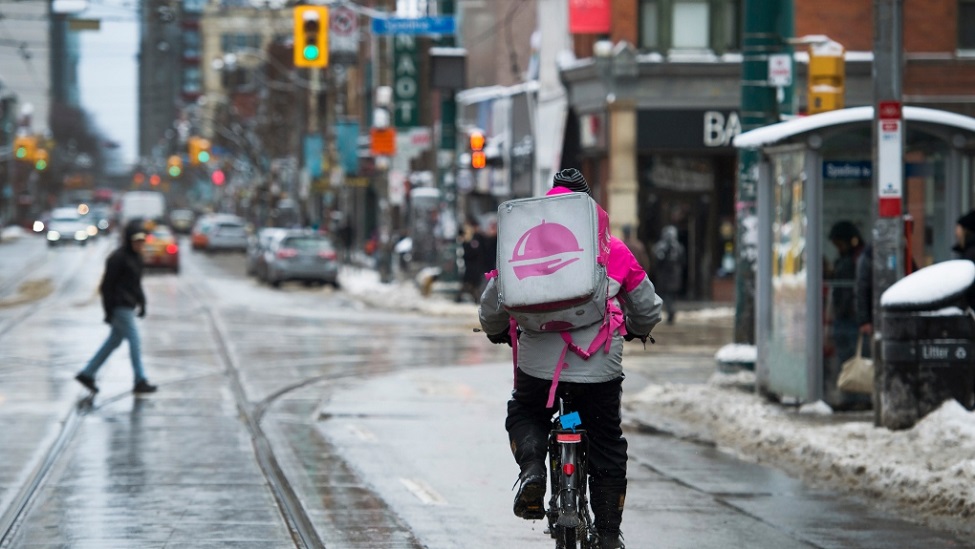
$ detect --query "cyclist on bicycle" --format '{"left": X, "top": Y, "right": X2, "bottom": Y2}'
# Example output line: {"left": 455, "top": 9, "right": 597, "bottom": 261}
{"left": 479, "top": 168, "right": 662, "bottom": 549}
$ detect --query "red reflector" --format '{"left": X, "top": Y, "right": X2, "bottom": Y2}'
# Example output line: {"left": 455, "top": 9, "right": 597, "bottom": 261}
{"left": 319, "top": 250, "right": 337, "bottom": 260}
{"left": 562, "top": 463, "right": 575, "bottom": 476}
{"left": 277, "top": 248, "right": 298, "bottom": 259}
{"left": 166, "top": 244, "right": 178, "bottom": 254}
{"left": 556, "top": 433, "right": 583, "bottom": 443}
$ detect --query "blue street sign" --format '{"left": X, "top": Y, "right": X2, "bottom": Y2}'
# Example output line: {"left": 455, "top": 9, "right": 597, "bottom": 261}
{"left": 822, "top": 161, "right": 872, "bottom": 180}
{"left": 372, "top": 16, "right": 455, "bottom": 36}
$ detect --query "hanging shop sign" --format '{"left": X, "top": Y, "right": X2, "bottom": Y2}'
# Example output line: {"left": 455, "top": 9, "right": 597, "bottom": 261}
{"left": 394, "top": 35, "right": 419, "bottom": 128}
{"left": 568, "top": 0, "right": 611, "bottom": 34}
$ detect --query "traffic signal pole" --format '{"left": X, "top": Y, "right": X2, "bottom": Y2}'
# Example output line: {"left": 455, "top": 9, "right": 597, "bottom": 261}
{"left": 735, "top": 0, "right": 795, "bottom": 344}
{"left": 871, "top": 0, "right": 904, "bottom": 425}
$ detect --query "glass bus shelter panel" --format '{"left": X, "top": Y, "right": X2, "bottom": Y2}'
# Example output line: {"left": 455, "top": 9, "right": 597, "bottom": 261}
{"left": 821, "top": 165, "right": 873, "bottom": 408}
{"left": 904, "top": 133, "right": 950, "bottom": 269}
{"left": 767, "top": 150, "right": 809, "bottom": 401}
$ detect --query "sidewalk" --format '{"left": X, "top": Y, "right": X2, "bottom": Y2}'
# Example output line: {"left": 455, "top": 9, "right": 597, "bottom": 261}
{"left": 338, "top": 266, "right": 975, "bottom": 537}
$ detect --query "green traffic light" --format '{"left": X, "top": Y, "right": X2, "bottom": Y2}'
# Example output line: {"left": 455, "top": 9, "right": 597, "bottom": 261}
{"left": 302, "top": 44, "right": 320, "bottom": 60}
{"left": 35, "top": 160, "right": 47, "bottom": 171}
{"left": 168, "top": 166, "right": 181, "bottom": 177}
{"left": 197, "top": 151, "right": 210, "bottom": 163}
{"left": 15, "top": 147, "right": 26, "bottom": 159}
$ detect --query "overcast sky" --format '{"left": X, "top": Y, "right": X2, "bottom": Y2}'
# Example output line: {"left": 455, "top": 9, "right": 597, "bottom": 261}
{"left": 77, "top": 0, "right": 138, "bottom": 170}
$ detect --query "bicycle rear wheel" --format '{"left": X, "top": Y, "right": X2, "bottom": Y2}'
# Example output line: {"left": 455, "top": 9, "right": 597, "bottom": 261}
{"left": 560, "top": 525, "right": 576, "bottom": 547}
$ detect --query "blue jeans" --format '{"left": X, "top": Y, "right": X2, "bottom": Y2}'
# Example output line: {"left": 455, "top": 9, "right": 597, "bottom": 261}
{"left": 81, "top": 307, "right": 146, "bottom": 383}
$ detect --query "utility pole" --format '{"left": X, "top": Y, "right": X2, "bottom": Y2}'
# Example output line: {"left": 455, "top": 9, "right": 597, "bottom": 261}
{"left": 871, "top": 0, "right": 904, "bottom": 425}
{"left": 735, "top": 0, "right": 795, "bottom": 344}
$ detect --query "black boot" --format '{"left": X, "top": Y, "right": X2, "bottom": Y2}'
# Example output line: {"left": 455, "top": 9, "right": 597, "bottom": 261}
{"left": 508, "top": 426, "right": 548, "bottom": 520}
{"left": 512, "top": 460, "right": 546, "bottom": 520}
{"left": 590, "top": 477, "right": 626, "bottom": 549}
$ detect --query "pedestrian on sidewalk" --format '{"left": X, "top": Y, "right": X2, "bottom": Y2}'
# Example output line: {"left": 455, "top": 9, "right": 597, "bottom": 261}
{"left": 651, "top": 225, "right": 685, "bottom": 324}
{"left": 456, "top": 219, "right": 487, "bottom": 303}
{"left": 75, "top": 221, "right": 157, "bottom": 395}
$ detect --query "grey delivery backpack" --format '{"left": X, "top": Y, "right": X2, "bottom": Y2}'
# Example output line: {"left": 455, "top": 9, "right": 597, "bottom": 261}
{"left": 495, "top": 192, "right": 611, "bottom": 332}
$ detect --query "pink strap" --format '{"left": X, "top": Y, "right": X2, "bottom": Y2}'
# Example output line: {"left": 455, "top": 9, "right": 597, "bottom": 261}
{"left": 485, "top": 269, "right": 498, "bottom": 280}
{"left": 547, "top": 334, "right": 573, "bottom": 408}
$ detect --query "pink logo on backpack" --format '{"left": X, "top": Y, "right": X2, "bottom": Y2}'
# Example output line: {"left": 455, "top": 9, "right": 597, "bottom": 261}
{"left": 509, "top": 221, "right": 583, "bottom": 280}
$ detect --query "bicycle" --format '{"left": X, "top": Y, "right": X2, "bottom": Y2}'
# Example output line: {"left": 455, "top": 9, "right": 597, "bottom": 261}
{"left": 546, "top": 397, "right": 596, "bottom": 549}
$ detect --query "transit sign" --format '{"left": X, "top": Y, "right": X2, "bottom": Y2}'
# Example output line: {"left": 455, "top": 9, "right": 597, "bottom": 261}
{"left": 372, "top": 16, "right": 455, "bottom": 36}
{"left": 877, "top": 100, "right": 903, "bottom": 217}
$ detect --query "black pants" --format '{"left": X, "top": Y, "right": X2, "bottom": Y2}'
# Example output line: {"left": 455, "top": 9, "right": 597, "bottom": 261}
{"left": 505, "top": 369, "right": 627, "bottom": 481}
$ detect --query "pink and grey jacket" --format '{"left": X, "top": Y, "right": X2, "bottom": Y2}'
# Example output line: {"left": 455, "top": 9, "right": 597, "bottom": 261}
{"left": 478, "top": 187, "right": 663, "bottom": 389}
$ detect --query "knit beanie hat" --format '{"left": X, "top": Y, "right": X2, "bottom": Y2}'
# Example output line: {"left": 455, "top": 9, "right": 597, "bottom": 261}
{"left": 552, "top": 168, "right": 591, "bottom": 196}
{"left": 958, "top": 210, "right": 975, "bottom": 233}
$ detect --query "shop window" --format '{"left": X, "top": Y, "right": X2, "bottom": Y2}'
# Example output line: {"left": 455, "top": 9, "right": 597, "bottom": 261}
{"left": 640, "top": 1, "right": 660, "bottom": 50}
{"left": 639, "top": 0, "right": 739, "bottom": 54}
{"left": 673, "top": 1, "right": 710, "bottom": 49}
{"left": 960, "top": 0, "right": 975, "bottom": 51}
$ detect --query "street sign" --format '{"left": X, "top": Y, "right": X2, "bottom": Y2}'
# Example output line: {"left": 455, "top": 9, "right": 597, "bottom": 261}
{"left": 767, "top": 53, "right": 792, "bottom": 87}
{"left": 371, "top": 127, "right": 396, "bottom": 156}
{"left": 877, "top": 100, "right": 902, "bottom": 217}
{"left": 372, "top": 16, "right": 455, "bottom": 36}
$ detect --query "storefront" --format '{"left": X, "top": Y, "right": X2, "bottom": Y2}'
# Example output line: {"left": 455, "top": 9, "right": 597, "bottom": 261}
{"left": 735, "top": 106, "right": 975, "bottom": 407}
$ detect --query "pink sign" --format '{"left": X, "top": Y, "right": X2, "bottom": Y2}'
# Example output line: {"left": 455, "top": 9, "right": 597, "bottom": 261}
{"left": 569, "top": 0, "right": 611, "bottom": 34}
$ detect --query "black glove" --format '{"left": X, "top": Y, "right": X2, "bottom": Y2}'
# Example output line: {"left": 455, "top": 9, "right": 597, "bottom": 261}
{"left": 103, "top": 312, "right": 113, "bottom": 324}
{"left": 623, "top": 331, "right": 647, "bottom": 342}
{"left": 487, "top": 330, "right": 512, "bottom": 347}
{"left": 137, "top": 306, "right": 146, "bottom": 318}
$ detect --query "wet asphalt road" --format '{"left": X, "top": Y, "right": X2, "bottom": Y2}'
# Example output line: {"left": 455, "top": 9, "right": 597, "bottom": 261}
{"left": 0, "top": 232, "right": 970, "bottom": 548}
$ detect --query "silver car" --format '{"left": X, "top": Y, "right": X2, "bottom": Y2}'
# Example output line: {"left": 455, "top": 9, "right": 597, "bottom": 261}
{"left": 205, "top": 215, "right": 249, "bottom": 253}
{"left": 262, "top": 231, "right": 340, "bottom": 288}
{"left": 46, "top": 207, "right": 92, "bottom": 247}
{"left": 247, "top": 227, "right": 286, "bottom": 276}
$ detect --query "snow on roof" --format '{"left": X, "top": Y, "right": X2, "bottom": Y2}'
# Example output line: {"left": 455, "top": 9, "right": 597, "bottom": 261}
{"left": 734, "top": 106, "right": 975, "bottom": 149}
{"left": 880, "top": 260, "right": 975, "bottom": 310}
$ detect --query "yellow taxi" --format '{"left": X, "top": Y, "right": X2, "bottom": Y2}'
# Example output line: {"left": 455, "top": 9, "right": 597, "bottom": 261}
{"left": 141, "top": 221, "right": 180, "bottom": 274}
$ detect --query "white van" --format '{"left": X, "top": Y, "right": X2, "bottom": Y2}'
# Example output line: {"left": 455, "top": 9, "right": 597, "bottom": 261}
{"left": 120, "top": 191, "right": 166, "bottom": 229}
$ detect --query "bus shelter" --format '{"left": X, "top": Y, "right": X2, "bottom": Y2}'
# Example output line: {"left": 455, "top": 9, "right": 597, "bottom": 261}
{"left": 734, "top": 107, "right": 975, "bottom": 407}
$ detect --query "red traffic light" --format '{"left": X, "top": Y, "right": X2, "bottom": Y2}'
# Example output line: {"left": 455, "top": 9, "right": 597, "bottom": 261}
{"left": 211, "top": 169, "right": 225, "bottom": 186}
{"left": 133, "top": 172, "right": 146, "bottom": 185}
{"left": 149, "top": 174, "right": 161, "bottom": 186}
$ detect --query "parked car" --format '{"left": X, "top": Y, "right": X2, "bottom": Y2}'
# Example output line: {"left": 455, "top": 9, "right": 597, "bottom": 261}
{"left": 247, "top": 227, "right": 286, "bottom": 277}
{"left": 262, "top": 231, "right": 340, "bottom": 288}
{"left": 205, "top": 215, "right": 249, "bottom": 253}
{"left": 46, "top": 207, "right": 91, "bottom": 247}
{"left": 141, "top": 223, "right": 180, "bottom": 273}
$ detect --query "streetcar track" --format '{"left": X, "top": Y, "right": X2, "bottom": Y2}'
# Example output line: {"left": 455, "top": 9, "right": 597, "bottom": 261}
{"left": 0, "top": 243, "right": 107, "bottom": 340}
{"left": 1, "top": 250, "right": 415, "bottom": 548}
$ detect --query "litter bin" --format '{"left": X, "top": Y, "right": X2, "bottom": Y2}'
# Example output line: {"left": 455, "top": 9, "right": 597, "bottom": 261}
{"left": 879, "top": 260, "right": 975, "bottom": 430}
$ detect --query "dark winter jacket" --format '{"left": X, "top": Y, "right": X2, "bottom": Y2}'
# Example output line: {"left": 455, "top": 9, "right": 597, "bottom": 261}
{"left": 100, "top": 230, "right": 146, "bottom": 320}
{"left": 855, "top": 244, "right": 873, "bottom": 327}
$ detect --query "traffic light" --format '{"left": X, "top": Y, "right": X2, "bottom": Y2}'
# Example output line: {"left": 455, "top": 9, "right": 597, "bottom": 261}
{"left": 167, "top": 155, "right": 183, "bottom": 177}
{"left": 470, "top": 130, "right": 486, "bottom": 169}
{"left": 14, "top": 135, "right": 36, "bottom": 162}
{"left": 33, "top": 149, "right": 48, "bottom": 171}
{"left": 211, "top": 169, "right": 225, "bottom": 186}
{"left": 293, "top": 5, "right": 328, "bottom": 68}
{"left": 188, "top": 137, "right": 211, "bottom": 166}
{"left": 807, "top": 41, "right": 845, "bottom": 115}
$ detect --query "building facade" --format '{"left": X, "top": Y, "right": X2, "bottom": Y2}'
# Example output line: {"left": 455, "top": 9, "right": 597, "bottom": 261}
{"left": 556, "top": 0, "right": 975, "bottom": 302}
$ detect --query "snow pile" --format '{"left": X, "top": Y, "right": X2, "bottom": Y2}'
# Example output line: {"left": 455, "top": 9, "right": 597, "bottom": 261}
{"left": 714, "top": 343, "right": 756, "bottom": 363}
{"left": 0, "top": 225, "right": 28, "bottom": 241}
{"left": 338, "top": 267, "right": 476, "bottom": 317}
{"left": 880, "top": 260, "right": 975, "bottom": 310}
{"left": 626, "top": 377, "right": 975, "bottom": 533}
